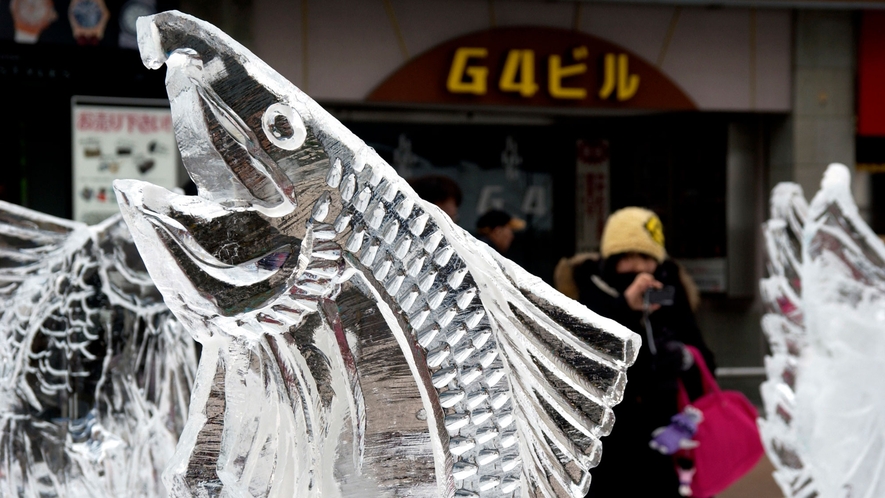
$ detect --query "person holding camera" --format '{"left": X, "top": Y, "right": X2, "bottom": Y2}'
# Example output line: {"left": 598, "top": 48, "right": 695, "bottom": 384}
{"left": 554, "top": 207, "right": 715, "bottom": 497}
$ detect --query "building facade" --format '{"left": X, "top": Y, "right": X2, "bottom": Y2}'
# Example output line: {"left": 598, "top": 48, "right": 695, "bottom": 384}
{"left": 0, "top": 0, "right": 880, "bottom": 399}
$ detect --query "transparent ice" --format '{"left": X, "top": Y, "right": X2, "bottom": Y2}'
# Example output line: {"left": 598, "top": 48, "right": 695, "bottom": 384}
{"left": 0, "top": 201, "right": 196, "bottom": 497}
{"left": 113, "top": 11, "right": 641, "bottom": 497}
{"left": 760, "top": 163, "right": 885, "bottom": 498}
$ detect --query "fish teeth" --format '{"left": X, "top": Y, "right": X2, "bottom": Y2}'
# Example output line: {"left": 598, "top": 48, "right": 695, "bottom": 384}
{"left": 365, "top": 204, "right": 385, "bottom": 229}
{"left": 447, "top": 324, "right": 468, "bottom": 347}
{"left": 305, "top": 263, "right": 338, "bottom": 279}
{"left": 471, "top": 408, "right": 493, "bottom": 426}
{"left": 394, "top": 236, "right": 412, "bottom": 258}
{"left": 490, "top": 390, "right": 510, "bottom": 410}
{"left": 411, "top": 307, "right": 431, "bottom": 329}
{"left": 447, "top": 267, "right": 467, "bottom": 289}
{"left": 479, "top": 348, "right": 498, "bottom": 368}
{"left": 465, "top": 309, "right": 485, "bottom": 328}
{"left": 439, "top": 389, "right": 465, "bottom": 408}
{"left": 445, "top": 412, "right": 470, "bottom": 431}
{"left": 485, "top": 367, "right": 505, "bottom": 387}
{"left": 379, "top": 180, "right": 398, "bottom": 202}
{"left": 427, "top": 288, "right": 447, "bottom": 310}
{"left": 432, "top": 366, "right": 457, "bottom": 388}
{"left": 449, "top": 436, "right": 475, "bottom": 456}
{"left": 382, "top": 220, "right": 400, "bottom": 244}
{"left": 456, "top": 288, "right": 476, "bottom": 309}
{"left": 333, "top": 213, "right": 352, "bottom": 233}
{"left": 500, "top": 430, "right": 518, "bottom": 448}
{"left": 476, "top": 448, "right": 499, "bottom": 466}
{"left": 472, "top": 328, "right": 492, "bottom": 349}
{"left": 475, "top": 426, "right": 498, "bottom": 444}
{"left": 368, "top": 168, "right": 383, "bottom": 187}
{"left": 326, "top": 158, "right": 343, "bottom": 187}
{"left": 409, "top": 213, "right": 429, "bottom": 236}
{"left": 373, "top": 259, "right": 392, "bottom": 281}
{"left": 424, "top": 230, "right": 443, "bottom": 252}
{"left": 340, "top": 173, "right": 356, "bottom": 201}
{"left": 396, "top": 197, "right": 414, "bottom": 218}
{"left": 398, "top": 286, "right": 419, "bottom": 311}
{"left": 434, "top": 245, "right": 454, "bottom": 266}
{"left": 461, "top": 365, "right": 483, "bottom": 385}
{"left": 312, "top": 223, "right": 337, "bottom": 241}
{"left": 360, "top": 242, "right": 379, "bottom": 266}
{"left": 311, "top": 192, "right": 331, "bottom": 222}
{"left": 385, "top": 272, "right": 405, "bottom": 295}
{"left": 426, "top": 344, "right": 450, "bottom": 368}
{"left": 345, "top": 228, "right": 364, "bottom": 252}
{"left": 497, "top": 411, "right": 515, "bottom": 429}
{"left": 352, "top": 148, "right": 367, "bottom": 172}
{"left": 501, "top": 477, "right": 520, "bottom": 493}
{"left": 466, "top": 389, "right": 489, "bottom": 409}
{"left": 417, "top": 325, "right": 440, "bottom": 348}
{"left": 311, "top": 242, "right": 341, "bottom": 260}
{"left": 452, "top": 461, "right": 477, "bottom": 480}
{"left": 406, "top": 254, "right": 426, "bottom": 277}
{"left": 479, "top": 476, "right": 500, "bottom": 491}
{"left": 418, "top": 271, "right": 437, "bottom": 292}
{"left": 452, "top": 341, "right": 476, "bottom": 364}
{"left": 500, "top": 454, "right": 521, "bottom": 472}
{"left": 437, "top": 307, "right": 457, "bottom": 328}
{"left": 353, "top": 187, "right": 372, "bottom": 213}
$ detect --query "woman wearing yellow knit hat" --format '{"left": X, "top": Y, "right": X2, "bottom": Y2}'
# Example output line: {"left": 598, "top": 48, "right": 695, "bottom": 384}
{"left": 554, "top": 207, "right": 715, "bottom": 498}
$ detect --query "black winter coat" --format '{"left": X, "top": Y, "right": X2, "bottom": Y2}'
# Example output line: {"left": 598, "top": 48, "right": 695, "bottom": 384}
{"left": 569, "top": 257, "right": 716, "bottom": 498}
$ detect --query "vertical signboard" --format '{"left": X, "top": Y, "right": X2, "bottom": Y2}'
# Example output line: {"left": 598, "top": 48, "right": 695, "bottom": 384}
{"left": 575, "top": 139, "right": 610, "bottom": 253}
{"left": 72, "top": 98, "right": 178, "bottom": 224}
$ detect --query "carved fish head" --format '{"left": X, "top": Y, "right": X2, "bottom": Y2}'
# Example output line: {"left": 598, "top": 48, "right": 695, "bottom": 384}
{"left": 116, "top": 11, "right": 375, "bottom": 335}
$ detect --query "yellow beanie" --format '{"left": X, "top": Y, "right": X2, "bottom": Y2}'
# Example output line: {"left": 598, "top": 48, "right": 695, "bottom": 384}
{"left": 600, "top": 207, "right": 666, "bottom": 263}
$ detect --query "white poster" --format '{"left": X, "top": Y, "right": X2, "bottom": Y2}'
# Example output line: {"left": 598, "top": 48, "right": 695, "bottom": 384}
{"left": 679, "top": 258, "right": 728, "bottom": 293}
{"left": 575, "top": 139, "right": 610, "bottom": 253}
{"left": 72, "top": 100, "right": 178, "bottom": 224}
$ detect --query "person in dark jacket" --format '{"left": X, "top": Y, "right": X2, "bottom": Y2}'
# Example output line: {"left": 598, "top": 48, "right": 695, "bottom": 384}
{"left": 476, "top": 209, "right": 525, "bottom": 256}
{"left": 554, "top": 207, "right": 715, "bottom": 498}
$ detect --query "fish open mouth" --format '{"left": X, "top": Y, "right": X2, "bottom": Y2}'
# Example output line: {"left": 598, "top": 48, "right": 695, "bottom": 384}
{"left": 114, "top": 180, "right": 302, "bottom": 316}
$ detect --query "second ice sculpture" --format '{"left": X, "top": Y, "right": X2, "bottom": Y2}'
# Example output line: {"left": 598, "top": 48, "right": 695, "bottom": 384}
{"left": 0, "top": 202, "right": 196, "bottom": 497}
{"left": 115, "top": 11, "right": 640, "bottom": 497}
{"left": 760, "top": 164, "right": 885, "bottom": 497}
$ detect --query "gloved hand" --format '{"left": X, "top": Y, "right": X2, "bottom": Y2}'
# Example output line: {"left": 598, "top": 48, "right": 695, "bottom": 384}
{"left": 649, "top": 405, "right": 703, "bottom": 455}
{"left": 652, "top": 340, "right": 694, "bottom": 373}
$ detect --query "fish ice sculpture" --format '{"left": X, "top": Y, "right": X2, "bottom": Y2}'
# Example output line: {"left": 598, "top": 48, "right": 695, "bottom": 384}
{"left": 0, "top": 202, "right": 196, "bottom": 497}
{"left": 114, "top": 11, "right": 640, "bottom": 497}
{"left": 760, "top": 163, "right": 885, "bottom": 497}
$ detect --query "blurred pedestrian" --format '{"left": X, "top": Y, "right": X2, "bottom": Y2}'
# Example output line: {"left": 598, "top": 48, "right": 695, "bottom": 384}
{"left": 554, "top": 207, "right": 713, "bottom": 498}
{"left": 408, "top": 174, "right": 462, "bottom": 221}
{"left": 476, "top": 209, "right": 525, "bottom": 256}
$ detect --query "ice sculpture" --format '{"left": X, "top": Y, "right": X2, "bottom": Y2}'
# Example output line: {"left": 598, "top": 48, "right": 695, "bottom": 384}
{"left": 760, "top": 163, "right": 885, "bottom": 497}
{"left": 113, "top": 11, "right": 640, "bottom": 497}
{"left": 0, "top": 201, "right": 196, "bottom": 497}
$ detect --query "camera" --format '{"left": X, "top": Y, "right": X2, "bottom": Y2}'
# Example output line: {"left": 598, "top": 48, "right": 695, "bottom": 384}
{"left": 645, "top": 286, "right": 675, "bottom": 306}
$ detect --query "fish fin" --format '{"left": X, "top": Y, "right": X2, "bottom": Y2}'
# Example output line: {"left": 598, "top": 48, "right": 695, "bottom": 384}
{"left": 484, "top": 251, "right": 639, "bottom": 497}
{"left": 0, "top": 200, "right": 86, "bottom": 296}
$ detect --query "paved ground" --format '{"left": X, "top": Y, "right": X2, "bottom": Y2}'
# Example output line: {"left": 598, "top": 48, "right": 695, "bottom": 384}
{"left": 719, "top": 455, "right": 782, "bottom": 498}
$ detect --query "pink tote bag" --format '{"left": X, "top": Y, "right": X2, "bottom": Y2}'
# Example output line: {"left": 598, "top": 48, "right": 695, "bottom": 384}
{"left": 676, "top": 346, "right": 764, "bottom": 497}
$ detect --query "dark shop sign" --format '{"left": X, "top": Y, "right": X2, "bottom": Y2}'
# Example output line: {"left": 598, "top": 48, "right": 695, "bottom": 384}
{"left": 368, "top": 26, "right": 696, "bottom": 111}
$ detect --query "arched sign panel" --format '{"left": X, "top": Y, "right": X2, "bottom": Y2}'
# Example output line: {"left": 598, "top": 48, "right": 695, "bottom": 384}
{"left": 368, "top": 26, "right": 696, "bottom": 110}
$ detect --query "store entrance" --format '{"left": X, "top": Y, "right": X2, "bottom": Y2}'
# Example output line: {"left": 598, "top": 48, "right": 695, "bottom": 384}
{"left": 342, "top": 111, "right": 728, "bottom": 284}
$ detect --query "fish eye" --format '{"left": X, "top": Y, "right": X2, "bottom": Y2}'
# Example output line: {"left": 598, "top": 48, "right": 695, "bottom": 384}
{"left": 262, "top": 103, "right": 306, "bottom": 151}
